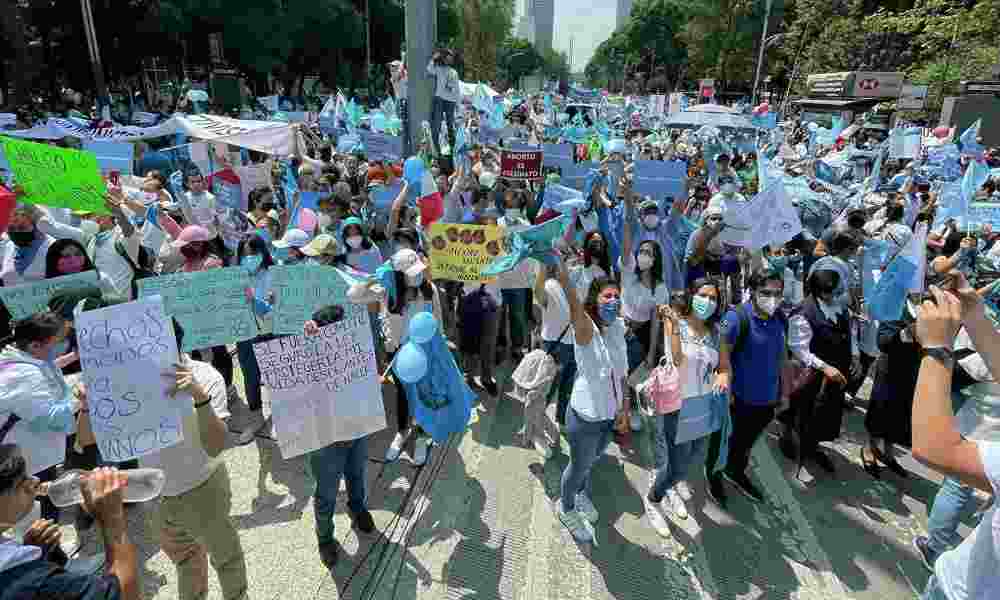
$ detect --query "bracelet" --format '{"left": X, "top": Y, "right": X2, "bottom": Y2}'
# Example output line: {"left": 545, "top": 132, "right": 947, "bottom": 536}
{"left": 194, "top": 399, "right": 212, "bottom": 409}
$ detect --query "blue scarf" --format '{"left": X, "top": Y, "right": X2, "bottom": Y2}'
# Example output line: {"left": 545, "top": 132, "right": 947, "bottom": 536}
{"left": 13, "top": 235, "right": 44, "bottom": 275}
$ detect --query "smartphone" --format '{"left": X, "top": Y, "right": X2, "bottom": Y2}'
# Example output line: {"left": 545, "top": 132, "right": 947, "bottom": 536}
{"left": 108, "top": 170, "right": 121, "bottom": 187}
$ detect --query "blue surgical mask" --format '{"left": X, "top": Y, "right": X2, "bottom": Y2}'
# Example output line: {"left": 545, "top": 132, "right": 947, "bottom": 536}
{"left": 598, "top": 298, "right": 620, "bottom": 324}
{"left": 241, "top": 254, "right": 263, "bottom": 273}
{"left": 48, "top": 340, "right": 69, "bottom": 363}
{"left": 691, "top": 296, "right": 717, "bottom": 320}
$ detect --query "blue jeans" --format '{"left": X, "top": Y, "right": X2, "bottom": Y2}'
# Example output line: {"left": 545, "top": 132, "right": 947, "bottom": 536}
{"left": 500, "top": 288, "right": 530, "bottom": 351}
{"left": 650, "top": 410, "right": 707, "bottom": 502}
{"left": 236, "top": 334, "right": 278, "bottom": 412}
{"left": 430, "top": 96, "right": 455, "bottom": 153}
{"left": 560, "top": 408, "right": 614, "bottom": 512}
{"left": 926, "top": 476, "right": 976, "bottom": 560}
{"left": 308, "top": 436, "right": 369, "bottom": 544}
{"left": 922, "top": 575, "right": 949, "bottom": 600}
{"left": 543, "top": 340, "right": 576, "bottom": 425}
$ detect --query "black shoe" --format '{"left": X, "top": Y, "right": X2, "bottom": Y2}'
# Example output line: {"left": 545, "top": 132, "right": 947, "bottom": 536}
{"left": 353, "top": 510, "right": 375, "bottom": 534}
{"left": 723, "top": 469, "right": 764, "bottom": 503}
{"left": 913, "top": 536, "right": 937, "bottom": 573}
{"left": 873, "top": 447, "right": 909, "bottom": 478}
{"left": 318, "top": 540, "right": 339, "bottom": 568}
{"left": 483, "top": 379, "right": 499, "bottom": 397}
{"left": 74, "top": 508, "right": 95, "bottom": 532}
{"left": 811, "top": 450, "right": 836, "bottom": 474}
{"left": 706, "top": 472, "right": 728, "bottom": 508}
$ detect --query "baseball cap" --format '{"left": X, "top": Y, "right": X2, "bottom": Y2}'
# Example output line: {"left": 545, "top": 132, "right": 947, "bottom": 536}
{"left": 390, "top": 248, "right": 427, "bottom": 278}
{"left": 272, "top": 228, "right": 311, "bottom": 249}
{"left": 300, "top": 233, "right": 341, "bottom": 257}
{"left": 171, "top": 225, "right": 214, "bottom": 248}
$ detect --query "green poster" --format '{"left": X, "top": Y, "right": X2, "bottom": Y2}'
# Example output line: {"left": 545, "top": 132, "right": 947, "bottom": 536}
{"left": 0, "top": 136, "right": 109, "bottom": 214}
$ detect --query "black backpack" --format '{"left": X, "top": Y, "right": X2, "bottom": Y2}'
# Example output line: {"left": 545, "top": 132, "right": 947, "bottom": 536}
{"left": 114, "top": 239, "right": 157, "bottom": 298}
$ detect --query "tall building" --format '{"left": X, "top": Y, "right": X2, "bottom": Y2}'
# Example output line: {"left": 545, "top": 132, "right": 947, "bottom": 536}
{"left": 531, "top": 0, "right": 554, "bottom": 52}
{"left": 616, "top": 0, "right": 632, "bottom": 29}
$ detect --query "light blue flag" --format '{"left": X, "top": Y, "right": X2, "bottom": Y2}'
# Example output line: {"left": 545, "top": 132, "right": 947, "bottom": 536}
{"left": 960, "top": 119, "right": 984, "bottom": 158}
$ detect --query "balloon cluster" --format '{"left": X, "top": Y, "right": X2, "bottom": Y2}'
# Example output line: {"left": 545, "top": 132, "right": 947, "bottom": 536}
{"left": 393, "top": 312, "right": 439, "bottom": 383}
{"left": 404, "top": 156, "right": 424, "bottom": 186}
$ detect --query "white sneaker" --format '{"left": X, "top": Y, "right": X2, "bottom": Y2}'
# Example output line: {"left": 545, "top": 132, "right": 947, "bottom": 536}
{"left": 557, "top": 503, "right": 594, "bottom": 542}
{"left": 666, "top": 487, "right": 689, "bottom": 520}
{"left": 533, "top": 438, "right": 553, "bottom": 460}
{"left": 575, "top": 493, "right": 599, "bottom": 523}
{"left": 385, "top": 431, "right": 407, "bottom": 462}
{"left": 642, "top": 493, "right": 672, "bottom": 537}
{"left": 412, "top": 438, "right": 432, "bottom": 466}
{"left": 630, "top": 412, "right": 642, "bottom": 432}
{"left": 675, "top": 480, "right": 693, "bottom": 502}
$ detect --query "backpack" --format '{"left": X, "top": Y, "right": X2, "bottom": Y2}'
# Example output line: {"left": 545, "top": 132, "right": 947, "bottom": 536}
{"left": 730, "top": 303, "right": 788, "bottom": 358}
{"left": 114, "top": 239, "right": 157, "bottom": 298}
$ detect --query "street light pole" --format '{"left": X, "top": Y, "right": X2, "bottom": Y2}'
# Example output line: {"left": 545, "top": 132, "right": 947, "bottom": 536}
{"left": 751, "top": 0, "right": 773, "bottom": 107}
{"left": 80, "top": 0, "right": 108, "bottom": 113}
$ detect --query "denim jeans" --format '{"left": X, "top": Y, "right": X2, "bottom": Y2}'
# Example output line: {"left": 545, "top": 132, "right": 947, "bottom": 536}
{"left": 560, "top": 407, "right": 614, "bottom": 513}
{"left": 500, "top": 288, "right": 530, "bottom": 351}
{"left": 650, "top": 410, "right": 707, "bottom": 502}
{"left": 308, "top": 436, "right": 369, "bottom": 544}
{"left": 543, "top": 340, "right": 576, "bottom": 425}
{"left": 430, "top": 96, "right": 455, "bottom": 153}
{"left": 926, "top": 476, "right": 976, "bottom": 560}
{"left": 236, "top": 334, "right": 278, "bottom": 412}
{"left": 922, "top": 574, "right": 949, "bottom": 600}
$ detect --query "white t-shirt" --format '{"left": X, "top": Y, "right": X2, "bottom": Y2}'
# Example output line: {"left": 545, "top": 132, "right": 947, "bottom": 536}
{"left": 935, "top": 440, "right": 1000, "bottom": 600}
{"left": 568, "top": 264, "right": 607, "bottom": 303}
{"left": 571, "top": 317, "right": 628, "bottom": 422}
{"left": 619, "top": 254, "right": 669, "bottom": 322}
{"left": 541, "top": 279, "right": 573, "bottom": 344}
{"left": 140, "top": 359, "right": 230, "bottom": 497}
{"left": 668, "top": 319, "right": 720, "bottom": 400}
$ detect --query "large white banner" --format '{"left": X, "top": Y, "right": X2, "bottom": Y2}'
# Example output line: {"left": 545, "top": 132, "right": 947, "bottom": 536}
{"left": 718, "top": 182, "right": 802, "bottom": 251}
{"left": 254, "top": 309, "right": 384, "bottom": 459}
{"left": 75, "top": 296, "right": 185, "bottom": 462}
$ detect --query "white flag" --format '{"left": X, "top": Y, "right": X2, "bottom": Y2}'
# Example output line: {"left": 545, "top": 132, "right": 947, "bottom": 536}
{"left": 717, "top": 182, "right": 802, "bottom": 251}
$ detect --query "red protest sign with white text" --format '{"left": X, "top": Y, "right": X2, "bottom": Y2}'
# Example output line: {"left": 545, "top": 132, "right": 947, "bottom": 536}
{"left": 500, "top": 150, "right": 542, "bottom": 180}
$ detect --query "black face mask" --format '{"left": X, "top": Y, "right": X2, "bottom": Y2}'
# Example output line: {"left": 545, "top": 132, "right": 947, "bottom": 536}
{"left": 587, "top": 241, "right": 604, "bottom": 255}
{"left": 848, "top": 216, "right": 866, "bottom": 230}
{"left": 8, "top": 230, "right": 35, "bottom": 248}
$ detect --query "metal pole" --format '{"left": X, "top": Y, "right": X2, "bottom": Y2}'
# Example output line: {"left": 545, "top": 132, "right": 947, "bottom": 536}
{"left": 751, "top": 0, "right": 773, "bottom": 107}
{"left": 406, "top": 0, "right": 435, "bottom": 154}
{"left": 80, "top": 0, "right": 108, "bottom": 109}
{"left": 366, "top": 0, "right": 372, "bottom": 102}
{"left": 936, "top": 17, "right": 961, "bottom": 116}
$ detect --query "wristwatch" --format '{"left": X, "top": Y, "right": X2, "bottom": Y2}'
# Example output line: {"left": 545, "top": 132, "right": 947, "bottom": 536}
{"left": 922, "top": 346, "right": 955, "bottom": 366}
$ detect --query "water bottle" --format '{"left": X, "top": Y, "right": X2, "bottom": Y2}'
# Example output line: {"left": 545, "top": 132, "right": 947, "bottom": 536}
{"left": 45, "top": 468, "right": 166, "bottom": 508}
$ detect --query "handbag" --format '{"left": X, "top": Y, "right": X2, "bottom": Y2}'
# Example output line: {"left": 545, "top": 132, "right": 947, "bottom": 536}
{"left": 780, "top": 357, "right": 818, "bottom": 409}
{"left": 510, "top": 323, "right": 571, "bottom": 396}
{"left": 675, "top": 391, "right": 726, "bottom": 444}
{"left": 637, "top": 356, "right": 682, "bottom": 415}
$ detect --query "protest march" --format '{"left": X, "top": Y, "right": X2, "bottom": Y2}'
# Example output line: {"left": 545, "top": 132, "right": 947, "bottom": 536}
{"left": 3, "top": 4, "right": 1000, "bottom": 600}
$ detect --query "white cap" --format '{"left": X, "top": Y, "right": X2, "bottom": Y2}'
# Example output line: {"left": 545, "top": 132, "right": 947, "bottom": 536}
{"left": 272, "top": 228, "right": 311, "bottom": 248}
{"left": 390, "top": 248, "right": 427, "bottom": 278}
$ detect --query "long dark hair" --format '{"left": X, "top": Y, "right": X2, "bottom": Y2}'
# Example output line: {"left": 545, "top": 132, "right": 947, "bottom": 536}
{"left": 634, "top": 240, "right": 664, "bottom": 290}
{"left": 685, "top": 277, "right": 723, "bottom": 324}
{"left": 2, "top": 311, "right": 65, "bottom": 351}
{"left": 342, "top": 222, "right": 374, "bottom": 251}
{"left": 45, "top": 239, "right": 97, "bottom": 279}
{"left": 237, "top": 235, "right": 275, "bottom": 271}
{"left": 805, "top": 269, "right": 840, "bottom": 299}
{"left": 583, "top": 231, "right": 611, "bottom": 275}
{"left": 389, "top": 271, "right": 434, "bottom": 315}
{"left": 583, "top": 276, "right": 619, "bottom": 329}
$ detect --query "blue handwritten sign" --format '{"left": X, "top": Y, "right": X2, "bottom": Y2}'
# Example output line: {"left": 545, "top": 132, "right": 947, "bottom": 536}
{"left": 967, "top": 202, "right": 1000, "bottom": 230}
{"left": 270, "top": 264, "right": 365, "bottom": 334}
{"left": 633, "top": 159, "right": 687, "bottom": 201}
{"left": 137, "top": 267, "right": 257, "bottom": 351}
{"left": 543, "top": 143, "right": 574, "bottom": 167}
{"left": 360, "top": 131, "right": 403, "bottom": 162}
{"left": 0, "top": 270, "right": 100, "bottom": 319}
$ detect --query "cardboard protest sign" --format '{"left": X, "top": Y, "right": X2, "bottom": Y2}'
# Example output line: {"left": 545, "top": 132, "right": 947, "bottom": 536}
{"left": 967, "top": 202, "right": 1000, "bottom": 230}
{"left": 82, "top": 140, "right": 134, "bottom": 176}
{"left": 542, "top": 143, "right": 574, "bottom": 168}
{"left": 359, "top": 131, "right": 403, "bottom": 162}
{"left": 632, "top": 159, "right": 687, "bottom": 201}
{"left": 0, "top": 270, "right": 100, "bottom": 320}
{"left": 270, "top": 264, "right": 364, "bottom": 335}
{"left": 500, "top": 150, "right": 542, "bottom": 180}
{"left": 254, "top": 313, "right": 384, "bottom": 458}
{"left": 0, "top": 136, "right": 109, "bottom": 214}
{"left": 427, "top": 223, "right": 505, "bottom": 282}
{"left": 75, "top": 296, "right": 184, "bottom": 462}
{"left": 137, "top": 267, "right": 257, "bottom": 351}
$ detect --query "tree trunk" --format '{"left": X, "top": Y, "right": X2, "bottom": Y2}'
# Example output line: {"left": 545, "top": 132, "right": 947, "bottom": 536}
{"left": 0, "top": 0, "right": 30, "bottom": 108}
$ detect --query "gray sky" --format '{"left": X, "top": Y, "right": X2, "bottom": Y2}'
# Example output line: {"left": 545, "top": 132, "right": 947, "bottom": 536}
{"left": 553, "top": 1, "right": 618, "bottom": 73}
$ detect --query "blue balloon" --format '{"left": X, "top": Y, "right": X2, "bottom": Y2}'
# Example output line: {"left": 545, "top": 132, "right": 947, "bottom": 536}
{"left": 394, "top": 342, "right": 428, "bottom": 383}
{"left": 404, "top": 156, "right": 424, "bottom": 185}
{"left": 409, "top": 312, "right": 439, "bottom": 344}
{"left": 371, "top": 112, "right": 387, "bottom": 133}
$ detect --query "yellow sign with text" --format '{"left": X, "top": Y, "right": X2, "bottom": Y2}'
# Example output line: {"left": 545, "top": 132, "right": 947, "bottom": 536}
{"left": 428, "top": 223, "right": 506, "bottom": 282}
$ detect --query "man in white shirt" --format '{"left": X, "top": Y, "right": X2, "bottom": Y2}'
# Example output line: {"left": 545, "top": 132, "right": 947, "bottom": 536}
{"left": 426, "top": 49, "right": 460, "bottom": 156}
{"left": 138, "top": 322, "right": 247, "bottom": 600}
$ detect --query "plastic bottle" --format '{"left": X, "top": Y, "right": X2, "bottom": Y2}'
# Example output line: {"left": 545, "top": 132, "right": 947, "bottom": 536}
{"left": 44, "top": 468, "right": 166, "bottom": 508}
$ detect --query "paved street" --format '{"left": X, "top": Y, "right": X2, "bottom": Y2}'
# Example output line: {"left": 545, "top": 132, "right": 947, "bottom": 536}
{"left": 66, "top": 364, "right": 981, "bottom": 600}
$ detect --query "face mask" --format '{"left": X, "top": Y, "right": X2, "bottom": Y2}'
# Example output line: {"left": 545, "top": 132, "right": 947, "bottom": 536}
{"left": 347, "top": 235, "right": 364, "bottom": 249}
{"left": 691, "top": 296, "right": 717, "bottom": 320}
{"left": 636, "top": 254, "right": 654, "bottom": 271}
{"left": 241, "top": 254, "right": 263, "bottom": 272}
{"left": 756, "top": 294, "right": 779, "bottom": 316}
{"left": 8, "top": 230, "right": 35, "bottom": 247}
{"left": 598, "top": 298, "right": 620, "bottom": 324}
{"left": 643, "top": 215, "right": 660, "bottom": 229}
{"left": 57, "top": 255, "right": 86, "bottom": 273}
{"left": 406, "top": 272, "right": 424, "bottom": 288}
{"left": 587, "top": 240, "right": 604, "bottom": 255}
{"left": 129, "top": 215, "right": 145, "bottom": 228}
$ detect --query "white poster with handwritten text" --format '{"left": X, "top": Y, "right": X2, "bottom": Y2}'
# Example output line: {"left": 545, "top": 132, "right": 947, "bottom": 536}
{"left": 254, "top": 309, "right": 384, "bottom": 458}
{"left": 76, "top": 296, "right": 184, "bottom": 462}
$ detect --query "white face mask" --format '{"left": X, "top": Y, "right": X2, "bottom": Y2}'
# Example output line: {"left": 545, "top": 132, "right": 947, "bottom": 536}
{"left": 506, "top": 208, "right": 523, "bottom": 220}
{"left": 318, "top": 213, "right": 332, "bottom": 230}
{"left": 406, "top": 272, "right": 424, "bottom": 288}
{"left": 346, "top": 235, "right": 363, "bottom": 249}
{"left": 636, "top": 254, "right": 654, "bottom": 271}
{"left": 756, "top": 294, "right": 779, "bottom": 316}
{"left": 643, "top": 214, "right": 659, "bottom": 229}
